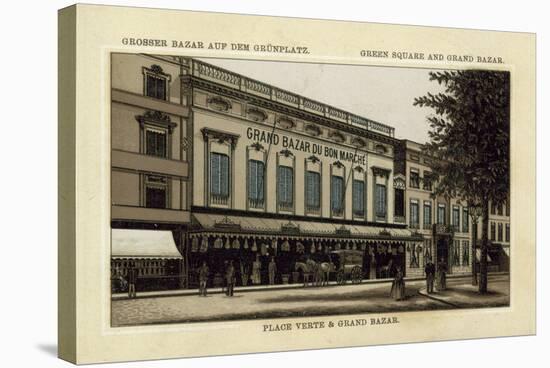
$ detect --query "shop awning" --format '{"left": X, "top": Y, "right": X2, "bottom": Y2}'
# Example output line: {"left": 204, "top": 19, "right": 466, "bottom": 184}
{"left": 111, "top": 229, "right": 183, "bottom": 259}
{"left": 190, "top": 213, "right": 416, "bottom": 241}
{"left": 475, "top": 248, "right": 493, "bottom": 262}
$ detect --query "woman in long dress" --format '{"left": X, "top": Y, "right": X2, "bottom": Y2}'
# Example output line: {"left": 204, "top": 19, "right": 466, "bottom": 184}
{"left": 251, "top": 254, "right": 262, "bottom": 285}
{"left": 390, "top": 267, "right": 406, "bottom": 301}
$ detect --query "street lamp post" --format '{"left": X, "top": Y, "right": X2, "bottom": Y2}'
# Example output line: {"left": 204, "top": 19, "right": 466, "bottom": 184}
{"left": 469, "top": 202, "right": 482, "bottom": 286}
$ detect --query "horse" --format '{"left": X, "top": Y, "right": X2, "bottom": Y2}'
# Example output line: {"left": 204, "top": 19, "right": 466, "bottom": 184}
{"left": 295, "top": 260, "right": 332, "bottom": 287}
{"left": 294, "top": 260, "right": 316, "bottom": 287}
{"left": 314, "top": 262, "right": 332, "bottom": 286}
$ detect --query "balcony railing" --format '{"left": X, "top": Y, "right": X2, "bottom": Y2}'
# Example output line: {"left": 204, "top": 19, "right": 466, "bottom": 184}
{"left": 332, "top": 208, "right": 344, "bottom": 217}
{"left": 278, "top": 202, "right": 294, "bottom": 212}
{"left": 211, "top": 194, "right": 229, "bottom": 206}
{"left": 306, "top": 205, "right": 321, "bottom": 215}
{"left": 394, "top": 215, "right": 405, "bottom": 223}
{"left": 191, "top": 59, "right": 395, "bottom": 138}
{"left": 248, "top": 198, "right": 265, "bottom": 209}
{"left": 423, "top": 223, "right": 432, "bottom": 230}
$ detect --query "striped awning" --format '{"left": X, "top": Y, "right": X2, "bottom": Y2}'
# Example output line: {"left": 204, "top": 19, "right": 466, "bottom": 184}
{"left": 190, "top": 213, "right": 416, "bottom": 241}
{"left": 111, "top": 229, "right": 183, "bottom": 259}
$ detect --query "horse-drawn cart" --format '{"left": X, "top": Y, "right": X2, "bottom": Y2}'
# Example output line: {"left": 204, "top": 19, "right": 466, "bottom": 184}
{"left": 330, "top": 249, "right": 364, "bottom": 284}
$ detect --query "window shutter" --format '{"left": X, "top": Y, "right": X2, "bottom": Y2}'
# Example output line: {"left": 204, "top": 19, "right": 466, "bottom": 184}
{"left": 257, "top": 161, "right": 264, "bottom": 201}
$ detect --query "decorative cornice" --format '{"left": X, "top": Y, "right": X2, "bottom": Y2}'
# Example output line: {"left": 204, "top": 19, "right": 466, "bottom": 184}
{"left": 250, "top": 142, "right": 265, "bottom": 151}
{"left": 185, "top": 76, "right": 400, "bottom": 146}
{"left": 372, "top": 166, "right": 391, "bottom": 178}
{"left": 201, "top": 127, "right": 240, "bottom": 149}
{"left": 307, "top": 155, "right": 320, "bottom": 164}
{"left": 354, "top": 166, "right": 365, "bottom": 173}
{"left": 136, "top": 110, "right": 177, "bottom": 133}
{"left": 279, "top": 148, "right": 294, "bottom": 158}
{"left": 333, "top": 160, "right": 345, "bottom": 169}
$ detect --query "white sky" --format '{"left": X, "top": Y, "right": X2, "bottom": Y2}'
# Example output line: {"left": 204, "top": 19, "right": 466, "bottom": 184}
{"left": 199, "top": 57, "right": 445, "bottom": 143}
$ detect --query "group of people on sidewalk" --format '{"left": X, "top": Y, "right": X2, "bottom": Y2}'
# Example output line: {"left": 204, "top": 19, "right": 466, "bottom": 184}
{"left": 389, "top": 258, "right": 448, "bottom": 301}
{"left": 424, "top": 258, "right": 448, "bottom": 294}
{"left": 198, "top": 257, "right": 278, "bottom": 297}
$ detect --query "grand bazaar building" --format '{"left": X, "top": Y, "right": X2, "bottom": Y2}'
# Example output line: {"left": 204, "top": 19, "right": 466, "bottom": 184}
{"left": 110, "top": 53, "right": 510, "bottom": 291}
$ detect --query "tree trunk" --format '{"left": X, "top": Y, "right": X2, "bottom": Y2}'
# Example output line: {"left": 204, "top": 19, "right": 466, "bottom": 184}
{"left": 479, "top": 200, "right": 489, "bottom": 294}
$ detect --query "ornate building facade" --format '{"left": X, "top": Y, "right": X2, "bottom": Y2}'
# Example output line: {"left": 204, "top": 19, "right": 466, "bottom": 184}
{"left": 110, "top": 53, "right": 509, "bottom": 291}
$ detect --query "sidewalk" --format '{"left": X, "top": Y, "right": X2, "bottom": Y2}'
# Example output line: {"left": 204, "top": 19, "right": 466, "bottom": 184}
{"left": 418, "top": 274, "right": 510, "bottom": 308}
{"left": 112, "top": 273, "right": 492, "bottom": 300}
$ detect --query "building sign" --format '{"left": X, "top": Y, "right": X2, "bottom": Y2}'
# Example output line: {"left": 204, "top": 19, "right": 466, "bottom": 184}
{"left": 246, "top": 127, "right": 367, "bottom": 165}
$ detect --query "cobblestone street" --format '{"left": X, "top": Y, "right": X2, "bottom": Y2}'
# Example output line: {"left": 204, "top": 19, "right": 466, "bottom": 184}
{"left": 112, "top": 274, "right": 509, "bottom": 326}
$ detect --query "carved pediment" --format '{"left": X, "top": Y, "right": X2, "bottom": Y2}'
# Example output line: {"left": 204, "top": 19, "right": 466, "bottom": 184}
{"left": 277, "top": 116, "right": 295, "bottom": 129}
{"left": 207, "top": 96, "right": 232, "bottom": 112}
{"left": 304, "top": 124, "right": 321, "bottom": 137}
{"left": 393, "top": 174, "right": 406, "bottom": 189}
{"left": 351, "top": 137, "right": 367, "bottom": 148}
{"left": 247, "top": 107, "right": 268, "bottom": 122}
{"left": 329, "top": 130, "right": 346, "bottom": 143}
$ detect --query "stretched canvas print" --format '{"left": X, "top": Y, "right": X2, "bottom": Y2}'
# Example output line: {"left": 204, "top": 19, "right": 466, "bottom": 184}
{"left": 59, "top": 4, "right": 536, "bottom": 364}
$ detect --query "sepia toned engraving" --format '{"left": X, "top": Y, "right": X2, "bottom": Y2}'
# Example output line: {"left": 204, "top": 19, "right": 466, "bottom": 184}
{"left": 110, "top": 53, "right": 510, "bottom": 327}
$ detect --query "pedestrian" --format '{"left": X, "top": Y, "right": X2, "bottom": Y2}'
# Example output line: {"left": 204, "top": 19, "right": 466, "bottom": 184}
{"left": 225, "top": 260, "right": 236, "bottom": 296}
{"left": 127, "top": 262, "right": 137, "bottom": 299}
{"left": 198, "top": 261, "right": 209, "bottom": 297}
{"left": 268, "top": 257, "right": 277, "bottom": 286}
{"left": 437, "top": 257, "right": 448, "bottom": 291}
{"left": 251, "top": 254, "right": 261, "bottom": 285}
{"left": 390, "top": 266, "right": 406, "bottom": 301}
{"left": 424, "top": 258, "right": 435, "bottom": 294}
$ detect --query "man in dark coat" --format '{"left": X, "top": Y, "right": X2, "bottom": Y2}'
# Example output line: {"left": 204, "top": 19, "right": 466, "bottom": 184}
{"left": 424, "top": 258, "right": 436, "bottom": 294}
{"left": 127, "top": 262, "right": 138, "bottom": 299}
{"left": 268, "top": 257, "right": 277, "bottom": 285}
{"left": 198, "top": 261, "right": 210, "bottom": 297}
{"left": 225, "top": 261, "right": 236, "bottom": 297}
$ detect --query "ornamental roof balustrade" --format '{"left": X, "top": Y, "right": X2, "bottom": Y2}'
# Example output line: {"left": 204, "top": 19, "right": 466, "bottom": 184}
{"left": 190, "top": 59, "right": 395, "bottom": 138}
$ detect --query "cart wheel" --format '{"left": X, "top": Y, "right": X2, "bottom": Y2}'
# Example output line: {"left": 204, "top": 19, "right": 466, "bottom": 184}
{"left": 336, "top": 270, "right": 346, "bottom": 285}
{"left": 351, "top": 266, "right": 362, "bottom": 284}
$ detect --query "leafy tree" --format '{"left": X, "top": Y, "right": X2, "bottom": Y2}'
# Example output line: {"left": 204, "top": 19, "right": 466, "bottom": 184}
{"left": 414, "top": 70, "right": 510, "bottom": 293}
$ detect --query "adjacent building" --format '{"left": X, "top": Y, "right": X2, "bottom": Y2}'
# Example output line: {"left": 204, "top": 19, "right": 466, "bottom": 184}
{"left": 110, "top": 53, "right": 509, "bottom": 292}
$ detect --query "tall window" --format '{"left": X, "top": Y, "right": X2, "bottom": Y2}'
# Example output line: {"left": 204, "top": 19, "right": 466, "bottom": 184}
{"left": 410, "top": 200, "right": 419, "bottom": 228}
{"left": 145, "top": 128, "right": 167, "bottom": 158}
{"left": 305, "top": 171, "right": 321, "bottom": 213}
{"left": 462, "top": 208, "right": 469, "bottom": 233}
{"left": 437, "top": 204, "right": 446, "bottom": 225}
{"left": 497, "top": 204, "right": 503, "bottom": 216}
{"left": 145, "top": 175, "right": 167, "bottom": 209}
{"left": 278, "top": 166, "right": 294, "bottom": 211}
{"left": 423, "top": 201, "right": 432, "bottom": 229}
{"left": 505, "top": 201, "right": 510, "bottom": 216}
{"left": 410, "top": 169, "right": 420, "bottom": 188}
{"left": 146, "top": 74, "right": 167, "bottom": 100}
{"left": 394, "top": 188, "right": 405, "bottom": 218}
{"left": 490, "top": 222, "right": 496, "bottom": 240}
{"left": 210, "top": 153, "right": 230, "bottom": 205}
{"left": 248, "top": 160, "right": 265, "bottom": 208}
{"left": 452, "top": 206, "right": 460, "bottom": 231}
{"left": 331, "top": 176, "right": 345, "bottom": 216}
{"left": 375, "top": 184, "right": 387, "bottom": 219}
{"left": 352, "top": 180, "right": 365, "bottom": 217}
{"left": 498, "top": 223, "right": 503, "bottom": 242}
{"left": 505, "top": 224, "right": 510, "bottom": 242}
{"left": 423, "top": 171, "right": 433, "bottom": 191}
